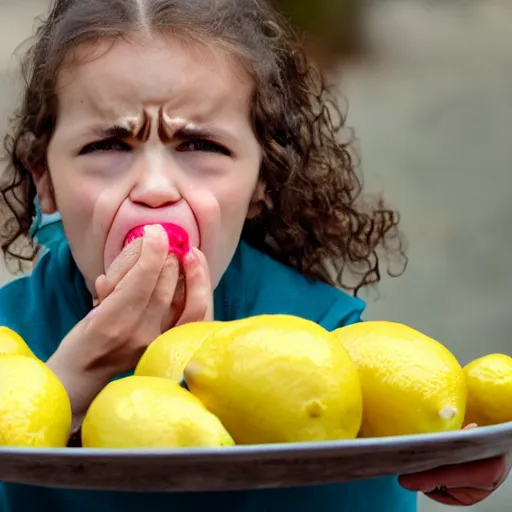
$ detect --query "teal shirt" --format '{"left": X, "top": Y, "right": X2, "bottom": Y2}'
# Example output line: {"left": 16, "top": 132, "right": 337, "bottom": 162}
{"left": 0, "top": 232, "right": 417, "bottom": 512}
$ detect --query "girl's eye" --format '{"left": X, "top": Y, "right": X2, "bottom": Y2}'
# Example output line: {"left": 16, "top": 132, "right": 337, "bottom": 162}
{"left": 177, "top": 139, "right": 231, "bottom": 156}
{"left": 79, "top": 138, "right": 131, "bottom": 155}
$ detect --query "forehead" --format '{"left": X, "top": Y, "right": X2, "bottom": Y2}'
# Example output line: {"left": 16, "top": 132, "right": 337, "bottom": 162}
{"left": 55, "top": 36, "right": 254, "bottom": 125}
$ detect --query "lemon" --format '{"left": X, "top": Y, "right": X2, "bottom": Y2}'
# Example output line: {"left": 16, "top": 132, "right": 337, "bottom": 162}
{"left": 82, "top": 376, "right": 235, "bottom": 448}
{"left": 184, "top": 314, "right": 363, "bottom": 444}
{"left": 0, "top": 326, "right": 37, "bottom": 358}
{"left": 135, "top": 321, "right": 222, "bottom": 382}
{"left": 0, "top": 355, "right": 72, "bottom": 447}
{"left": 463, "top": 354, "right": 512, "bottom": 427}
{"left": 333, "top": 321, "right": 467, "bottom": 437}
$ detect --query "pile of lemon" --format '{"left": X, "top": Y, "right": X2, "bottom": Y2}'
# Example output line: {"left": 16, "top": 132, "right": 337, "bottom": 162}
{"left": 0, "top": 316, "right": 511, "bottom": 449}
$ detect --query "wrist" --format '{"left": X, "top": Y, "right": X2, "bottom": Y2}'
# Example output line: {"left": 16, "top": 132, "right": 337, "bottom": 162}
{"left": 46, "top": 349, "right": 111, "bottom": 427}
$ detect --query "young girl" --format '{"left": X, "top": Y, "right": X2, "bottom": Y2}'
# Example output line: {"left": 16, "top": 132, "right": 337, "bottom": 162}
{"left": 0, "top": 0, "right": 508, "bottom": 510}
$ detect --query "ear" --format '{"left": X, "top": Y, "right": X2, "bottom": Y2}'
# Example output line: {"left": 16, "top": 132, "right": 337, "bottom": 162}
{"left": 16, "top": 132, "right": 57, "bottom": 214}
{"left": 34, "top": 172, "right": 57, "bottom": 214}
{"left": 247, "top": 181, "right": 272, "bottom": 219}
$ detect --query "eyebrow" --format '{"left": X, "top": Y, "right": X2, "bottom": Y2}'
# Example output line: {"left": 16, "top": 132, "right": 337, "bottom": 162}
{"left": 175, "top": 126, "right": 235, "bottom": 143}
{"left": 90, "top": 124, "right": 238, "bottom": 145}
{"left": 92, "top": 125, "right": 132, "bottom": 139}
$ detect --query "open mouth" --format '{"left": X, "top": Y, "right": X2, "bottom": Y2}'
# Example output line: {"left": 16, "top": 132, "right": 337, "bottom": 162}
{"left": 123, "top": 223, "right": 190, "bottom": 261}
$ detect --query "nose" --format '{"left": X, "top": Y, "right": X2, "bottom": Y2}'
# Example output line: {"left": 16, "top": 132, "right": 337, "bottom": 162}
{"left": 129, "top": 150, "right": 182, "bottom": 208}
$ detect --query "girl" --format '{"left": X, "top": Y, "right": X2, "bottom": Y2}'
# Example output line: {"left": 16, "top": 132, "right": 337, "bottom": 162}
{"left": 0, "top": 0, "right": 508, "bottom": 510}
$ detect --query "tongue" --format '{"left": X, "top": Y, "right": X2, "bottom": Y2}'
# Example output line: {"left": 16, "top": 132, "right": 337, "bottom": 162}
{"left": 124, "top": 223, "right": 190, "bottom": 260}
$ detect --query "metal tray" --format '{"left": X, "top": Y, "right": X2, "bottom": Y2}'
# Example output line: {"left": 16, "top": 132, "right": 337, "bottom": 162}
{"left": 0, "top": 422, "right": 511, "bottom": 492}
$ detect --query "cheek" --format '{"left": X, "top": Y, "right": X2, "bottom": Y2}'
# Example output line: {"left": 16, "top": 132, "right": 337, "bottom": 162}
{"left": 188, "top": 172, "right": 257, "bottom": 240}
{"left": 182, "top": 184, "right": 222, "bottom": 263}
{"left": 51, "top": 168, "right": 128, "bottom": 286}
{"left": 47, "top": 148, "right": 95, "bottom": 225}
{"left": 91, "top": 188, "right": 128, "bottom": 242}
{"left": 183, "top": 167, "right": 259, "bottom": 287}
{"left": 53, "top": 180, "right": 96, "bottom": 232}
{"left": 217, "top": 171, "right": 259, "bottom": 231}
{"left": 50, "top": 179, "right": 104, "bottom": 290}
{"left": 184, "top": 156, "right": 259, "bottom": 228}
{"left": 54, "top": 179, "right": 120, "bottom": 241}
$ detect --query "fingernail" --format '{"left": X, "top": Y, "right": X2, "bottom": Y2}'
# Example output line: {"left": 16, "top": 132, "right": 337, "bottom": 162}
{"left": 450, "top": 490, "right": 479, "bottom": 506}
{"left": 143, "top": 224, "right": 162, "bottom": 237}
{"left": 183, "top": 247, "right": 197, "bottom": 264}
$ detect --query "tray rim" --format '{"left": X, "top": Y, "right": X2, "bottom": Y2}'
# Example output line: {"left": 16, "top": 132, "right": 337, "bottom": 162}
{"left": 1, "top": 420, "right": 511, "bottom": 461}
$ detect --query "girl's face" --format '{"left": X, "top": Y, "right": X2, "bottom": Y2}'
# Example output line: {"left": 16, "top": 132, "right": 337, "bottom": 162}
{"left": 40, "top": 36, "right": 262, "bottom": 292}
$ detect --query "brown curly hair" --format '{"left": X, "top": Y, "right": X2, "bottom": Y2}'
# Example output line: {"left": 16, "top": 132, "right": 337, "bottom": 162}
{"left": 0, "top": 0, "right": 406, "bottom": 294}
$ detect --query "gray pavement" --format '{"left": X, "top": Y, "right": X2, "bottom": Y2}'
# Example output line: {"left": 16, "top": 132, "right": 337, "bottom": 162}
{"left": 0, "top": 1, "right": 511, "bottom": 510}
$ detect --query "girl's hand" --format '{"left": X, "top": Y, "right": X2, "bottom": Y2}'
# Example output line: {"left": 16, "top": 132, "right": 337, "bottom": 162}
{"left": 399, "top": 425, "right": 511, "bottom": 506}
{"left": 399, "top": 455, "right": 510, "bottom": 506}
{"left": 95, "top": 229, "right": 213, "bottom": 328}
{"left": 47, "top": 224, "right": 213, "bottom": 429}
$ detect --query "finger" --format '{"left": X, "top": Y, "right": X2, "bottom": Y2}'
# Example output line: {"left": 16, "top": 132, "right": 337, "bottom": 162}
{"left": 399, "top": 456, "right": 508, "bottom": 493}
{"left": 175, "top": 247, "right": 213, "bottom": 326}
{"left": 93, "top": 225, "right": 169, "bottom": 326}
{"left": 172, "top": 276, "right": 186, "bottom": 313}
{"left": 146, "top": 253, "right": 180, "bottom": 330}
{"left": 424, "top": 486, "right": 492, "bottom": 506}
{"left": 95, "top": 275, "right": 109, "bottom": 304}
{"left": 96, "top": 237, "right": 143, "bottom": 302}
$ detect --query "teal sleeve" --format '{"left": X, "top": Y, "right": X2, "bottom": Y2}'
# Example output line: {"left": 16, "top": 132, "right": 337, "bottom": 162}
{"left": 0, "top": 269, "right": 59, "bottom": 360}
{"left": 0, "top": 240, "right": 91, "bottom": 361}
{"left": 0, "top": 275, "right": 37, "bottom": 343}
{"left": 319, "top": 296, "right": 365, "bottom": 331}
{"left": 33, "top": 217, "right": 66, "bottom": 250}
{"left": 0, "top": 216, "right": 68, "bottom": 351}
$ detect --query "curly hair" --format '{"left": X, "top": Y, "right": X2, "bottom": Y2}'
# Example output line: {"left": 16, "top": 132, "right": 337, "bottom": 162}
{"left": 0, "top": 0, "right": 406, "bottom": 294}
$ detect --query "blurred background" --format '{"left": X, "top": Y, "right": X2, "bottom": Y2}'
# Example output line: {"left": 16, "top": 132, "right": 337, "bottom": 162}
{"left": 0, "top": 0, "right": 511, "bottom": 510}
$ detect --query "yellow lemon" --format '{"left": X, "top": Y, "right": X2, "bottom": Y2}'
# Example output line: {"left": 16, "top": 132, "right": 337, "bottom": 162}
{"left": 333, "top": 321, "right": 467, "bottom": 437}
{"left": 135, "top": 321, "right": 223, "bottom": 382}
{"left": 184, "top": 314, "right": 363, "bottom": 444}
{"left": 82, "top": 376, "right": 235, "bottom": 448}
{"left": 463, "top": 354, "right": 512, "bottom": 427}
{"left": 0, "top": 326, "right": 37, "bottom": 358}
{"left": 0, "top": 355, "right": 72, "bottom": 447}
